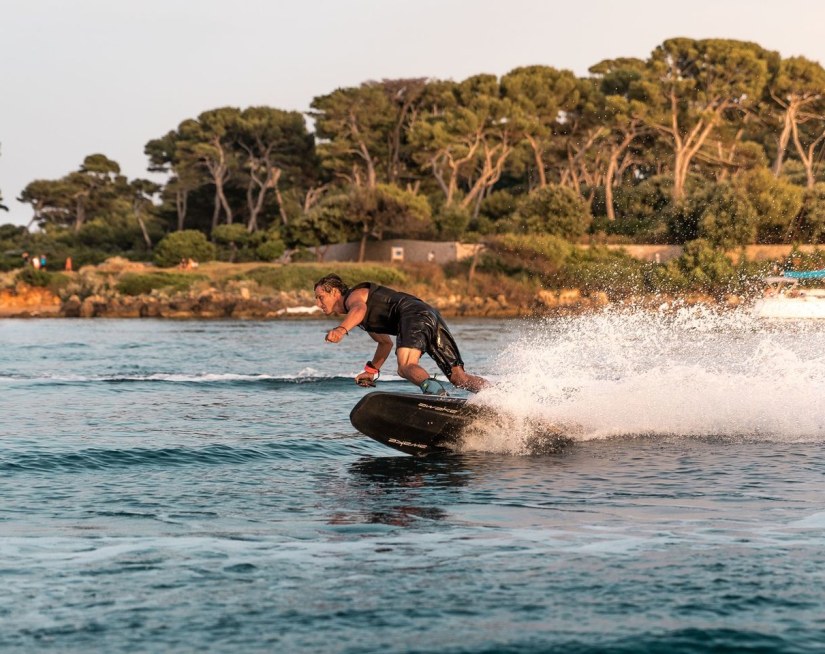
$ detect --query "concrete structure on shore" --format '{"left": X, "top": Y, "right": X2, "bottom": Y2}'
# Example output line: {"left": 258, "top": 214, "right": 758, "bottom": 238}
{"left": 311, "top": 240, "right": 481, "bottom": 264}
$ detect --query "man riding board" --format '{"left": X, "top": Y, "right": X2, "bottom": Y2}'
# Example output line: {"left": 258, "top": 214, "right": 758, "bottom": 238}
{"left": 313, "top": 274, "right": 488, "bottom": 395}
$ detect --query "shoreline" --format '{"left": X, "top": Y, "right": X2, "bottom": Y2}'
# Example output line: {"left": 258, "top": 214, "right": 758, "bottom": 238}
{"left": 0, "top": 282, "right": 743, "bottom": 320}
{"left": 0, "top": 258, "right": 747, "bottom": 319}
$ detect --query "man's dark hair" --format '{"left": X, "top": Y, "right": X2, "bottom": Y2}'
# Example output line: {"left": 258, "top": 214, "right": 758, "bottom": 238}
{"left": 314, "top": 273, "right": 349, "bottom": 295}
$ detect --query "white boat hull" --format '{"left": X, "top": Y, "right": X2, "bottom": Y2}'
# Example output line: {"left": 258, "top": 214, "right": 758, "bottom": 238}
{"left": 753, "top": 291, "right": 825, "bottom": 319}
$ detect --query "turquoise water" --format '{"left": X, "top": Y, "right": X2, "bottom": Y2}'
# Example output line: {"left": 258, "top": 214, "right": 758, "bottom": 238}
{"left": 3, "top": 312, "right": 825, "bottom": 652}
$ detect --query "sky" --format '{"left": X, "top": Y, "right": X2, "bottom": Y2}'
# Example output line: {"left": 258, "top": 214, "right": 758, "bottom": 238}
{"left": 2, "top": 0, "right": 825, "bottom": 227}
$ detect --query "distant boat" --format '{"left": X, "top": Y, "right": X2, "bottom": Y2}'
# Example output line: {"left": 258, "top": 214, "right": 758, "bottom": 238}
{"left": 753, "top": 271, "right": 825, "bottom": 319}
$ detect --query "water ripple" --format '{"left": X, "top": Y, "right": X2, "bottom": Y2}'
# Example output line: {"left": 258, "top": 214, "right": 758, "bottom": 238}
{"left": 0, "top": 438, "right": 366, "bottom": 474}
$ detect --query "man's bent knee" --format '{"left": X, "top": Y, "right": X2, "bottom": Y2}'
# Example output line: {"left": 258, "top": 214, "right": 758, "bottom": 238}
{"left": 449, "top": 366, "right": 468, "bottom": 384}
{"left": 449, "top": 366, "right": 488, "bottom": 392}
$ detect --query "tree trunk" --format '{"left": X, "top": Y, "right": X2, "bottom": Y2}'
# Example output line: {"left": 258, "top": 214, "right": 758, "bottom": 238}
{"left": 275, "top": 184, "right": 289, "bottom": 226}
{"left": 136, "top": 213, "right": 152, "bottom": 250}
{"left": 604, "top": 151, "right": 618, "bottom": 221}
{"left": 791, "top": 120, "right": 825, "bottom": 188}
{"left": 460, "top": 142, "right": 511, "bottom": 210}
{"left": 211, "top": 188, "right": 221, "bottom": 231}
{"left": 74, "top": 194, "right": 87, "bottom": 232}
{"left": 434, "top": 134, "right": 481, "bottom": 207}
{"left": 664, "top": 89, "right": 723, "bottom": 202}
{"left": 468, "top": 243, "right": 481, "bottom": 286}
{"left": 176, "top": 188, "right": 188, "bottom": 231}
{"left": 562, "top": 127, "right": 604, "bottom": 200}
{"left": 303, "top": 185, "right": 327, "bottom": 213}
{"left": 566, "top": 147, "right": 581, "bottom": 197}
{"left": 350, "top": 110, "right": 378, "bottom": 189}
{"left": 773, "top": 102, "right": 797, "bottom": 177}
{"left": 672, "top": 119, "right": 718, "bottom": 201}
{"left": 216, "top": 177, "right": 233, "bottom": 224}
{"left": 525, "top": 134, "right": 547, "bottom": 187}
{"left": 472, "top": 185, "right": 487, "bottom": 221}
{"left": 246, "top": 165, "right": 278, "bottom": 233}
{"left": 359, "top": 227, "right": 368, "bottom": 263}
{"left": 205, "top": 139, "right": 232, "bottom": 225}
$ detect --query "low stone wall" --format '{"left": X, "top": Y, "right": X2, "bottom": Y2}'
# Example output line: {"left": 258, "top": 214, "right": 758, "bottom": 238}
{"left": 737, "top": 244, "right": 822, "bottom": 262}
{"left": 314, "top": 241, "right": 824, "bottom": 265}
{"left": 598, "top": 244, "right": 683, "bottom": 262}
{"left": 312, "top": 240, "right": 481, "bottom": 264}
{"left": 591, "top": 244, "right": 823, "bottom": 263}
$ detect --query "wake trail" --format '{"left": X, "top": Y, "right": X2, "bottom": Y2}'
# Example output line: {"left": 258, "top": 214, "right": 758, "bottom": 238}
{"left": 463, "top": 306, "right": 825, "bottom": 454}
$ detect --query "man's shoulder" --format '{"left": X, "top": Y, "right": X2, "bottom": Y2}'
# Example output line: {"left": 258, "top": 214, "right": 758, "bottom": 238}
{"left": 349, "top": 281, "right": 373, "bottom": 294}
{"left": 345, "top": 284, "right": 371, "bottom": 307}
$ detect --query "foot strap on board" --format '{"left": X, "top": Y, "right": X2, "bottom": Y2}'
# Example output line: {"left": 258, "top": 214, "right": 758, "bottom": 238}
{"left": 420, "top": 378, "right": 449, "bottom": 397}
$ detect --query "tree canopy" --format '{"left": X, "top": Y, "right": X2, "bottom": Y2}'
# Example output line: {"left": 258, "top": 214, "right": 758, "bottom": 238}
{"left": 9, "top": 37, "right": 825, "bottom": 266}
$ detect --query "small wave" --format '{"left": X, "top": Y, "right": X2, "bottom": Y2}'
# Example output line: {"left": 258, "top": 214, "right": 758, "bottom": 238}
{"left": 0, "top": 438, "right": 366, "bottom": 474}
{"left": 0, "top": 371, "right": 407, "bottom": 389}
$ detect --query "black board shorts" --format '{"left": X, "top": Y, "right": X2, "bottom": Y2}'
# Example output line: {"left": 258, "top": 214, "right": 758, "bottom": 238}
{"left": 396, "top": 303, "right": 464, "bottom": 378}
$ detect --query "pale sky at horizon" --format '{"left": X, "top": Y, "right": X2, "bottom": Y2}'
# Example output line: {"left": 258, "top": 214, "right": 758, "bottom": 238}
{"left": 2, "top": 0, "right": 824, "bottom": 227}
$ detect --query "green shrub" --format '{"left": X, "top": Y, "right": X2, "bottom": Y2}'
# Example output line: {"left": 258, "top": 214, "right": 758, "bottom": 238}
{"left": 211, "top": 224, "right": 250, "bottom": 246}
{"left": 510, "top": 185, "right": 591, "bottom": 238}
{"left": 592, "top": 212, "right": 671, "bottom": 243}
{"left": 698, "top": 184, "right": 759, "bottom": 248}
{"left": 290, "top": 248, "right": 319, "bottom": 263}
{"left": 212, "top": 224, "right": 252, "bottom": 262}
{"left": 791, "top": 183, "right": 825, "bottom": 244}
{"left": 47, "top": 273, "right": 72, "bottom": 295}
{"left": 478, "top": 190, "right": 517, "bottom": 225}
{"left": 664, "top": 239, "right": 739, "bottom": 292}
{"left": 256, "top": 239, "right": 286, "bottom": 261}
{"left": 116, "top": 272, "right": 206, "bottom": 296}
{"left": 603, "top": 175, "right": 714, "bottom": 244}
{"left": 742, "top": 169, "right": 804, "bottom": 243}
{"left": 370, "top": 184, "right": 433, "bottom": 239}
{"left": 153, "top": 230, "right": 217, "bottom": 268}
{"left": 613, "top": 176, "right": 672, "bottom": 217}
{"left": 491, "top": 234, "right": 572, "bottom": 267}
{"left": 479, "top": 234, "right": 572, "bottom": 279}
{"left": 16, "top": 267, "right": 53, "bottom": 287}
{"left": 237, "top": 263, "right": 408, "bottom": 292}
{"left": 665, "top": 195, "right": 706, "bottom": 244}
{"left": 434, "top": 205, "right": 470, "bottom": 240}
{"left": 0, "top": 253, "right": 25, "bottom": 272}
{"left": 551, "top": 246, "right": 649, "bottom": 296}
{"left": 0, "top": 225, "right": 28, "bottom": 271}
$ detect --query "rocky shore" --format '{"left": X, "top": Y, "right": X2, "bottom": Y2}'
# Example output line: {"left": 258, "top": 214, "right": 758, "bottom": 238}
{"left": 0, "top": 258, "right": 742, "bottom": 320}
{"left": 0, "top": 281, "right": 743, "bottom": 320}
{"left": 0, "top": 283, "right": 587, "bottom": 319}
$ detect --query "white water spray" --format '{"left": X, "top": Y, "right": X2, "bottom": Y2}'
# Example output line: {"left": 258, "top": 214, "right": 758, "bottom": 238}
{"left": 464, "top": 305, "right": 825, "bottom": 454}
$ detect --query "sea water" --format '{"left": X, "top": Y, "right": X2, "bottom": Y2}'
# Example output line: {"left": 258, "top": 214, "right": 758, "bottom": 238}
{"left": 2, "top": 310, "right": 825, "bottom": 653}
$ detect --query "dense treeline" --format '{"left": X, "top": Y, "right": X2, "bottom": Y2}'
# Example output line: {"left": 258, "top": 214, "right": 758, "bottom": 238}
{"left": 3, "top": 37, "right": 825, "bottom": 275}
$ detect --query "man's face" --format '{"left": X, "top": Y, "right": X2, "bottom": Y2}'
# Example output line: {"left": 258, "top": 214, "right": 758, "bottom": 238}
{"left": 314, "top": 286, "right": 340, "bottom": 315}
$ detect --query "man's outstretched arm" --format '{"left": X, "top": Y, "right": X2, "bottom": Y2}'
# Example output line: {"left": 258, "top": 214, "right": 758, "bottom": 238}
{"left": 324, "top": 299, "right": 368, "bottom": 343}
{"left": 355, "top": 332, "right": 393, "bottom": 386}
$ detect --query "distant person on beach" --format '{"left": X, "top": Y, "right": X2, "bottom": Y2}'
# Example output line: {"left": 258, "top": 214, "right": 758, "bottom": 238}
{"left": 313, "top": 273, "right": 488, "bottom": 395}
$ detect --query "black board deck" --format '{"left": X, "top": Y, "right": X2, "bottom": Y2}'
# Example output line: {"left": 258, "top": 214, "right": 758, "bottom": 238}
{"left": 350, "top": 391, "right": 491, "bottom": 455}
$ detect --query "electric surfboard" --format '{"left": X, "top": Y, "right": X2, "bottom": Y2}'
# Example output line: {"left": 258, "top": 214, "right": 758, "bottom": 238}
{"left": 349, "top": 391, "right": 493, "bottom": 455}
